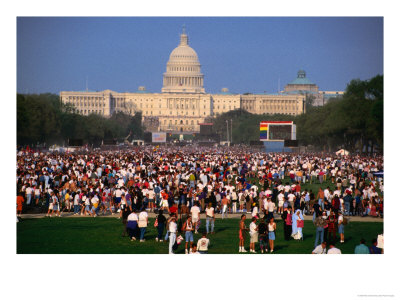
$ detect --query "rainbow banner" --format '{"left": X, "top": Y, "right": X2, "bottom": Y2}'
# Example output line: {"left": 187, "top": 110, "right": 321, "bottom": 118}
{"left": 260, "top": 123, "right": 268, "bottom": 140}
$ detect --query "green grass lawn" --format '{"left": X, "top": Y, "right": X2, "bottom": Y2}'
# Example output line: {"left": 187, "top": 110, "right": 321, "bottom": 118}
{"left": 17, "top": 217, "right": 383, "bottom": 254}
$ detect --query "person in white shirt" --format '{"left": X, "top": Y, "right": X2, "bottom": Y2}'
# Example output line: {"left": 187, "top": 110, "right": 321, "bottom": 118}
{"left": 147, "top": 189, "right": 155, "bottom": 212}
{"left": 138, "top": 208, "right": 148, "bottom": 242}
{"left": 266, "top": 198, "right": 275, "bottom": 220}
{"left": 190, "top": 203, "right": 201, "bottom": 233}
{"left": 34, "top": 186, "right": 41, "bottom": 206}
{"left": 251, "top": 203, "right": 259, "bottom": 218}
{"left": 277, "top": 191, "right": 285, "bottom": 214}
{"left": 73, "top": 192, "right": 80, "bottom": 215}
{"left": 312, "top": 241, "right": 327, "bottom": 254}
{"left": 168, "top": 217, "right": 177, "bottom": 254}
{"left": 90, "top": 194, "right": 99, "bottom": 217}
{"left": 25, "top": 185, "right": 33, "bottom": 206}
{"left": 249, "top": 217, "right": 258, "bottom": 253}
{"left": 287, "top": 193, "right": 296, "bottom": 211}
{"left": 205, "top": 202, "right": 215, "bottom": 234}
{"left": 197, "top": 233, "right": 210, "bottom": 254}
{"left": 231, "top": 190, "right": 238, "bottom": 213}
{"left": 327, "top": 243, "right": 342, "bottom": 254}
{"left": 324, "top": 188, "right": 331, "bottom": 201}
{"left": 127, "top": 211, "right": 139, "bottom": 241}
{"left": 114, "top": 188, "right": 123, "bottom": 212}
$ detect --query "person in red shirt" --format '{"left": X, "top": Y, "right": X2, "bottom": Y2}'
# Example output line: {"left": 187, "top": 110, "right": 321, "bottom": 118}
{"left": 169, "top": 203, "right": 178, "bottom": 215}
{"left": 327, "top": 211, "right": 337, "bottom": 243}
{"left": 295, "top": 182, "right": 301, "bottom": 195}
{"left": 17, "top": 193, "right": 25, "bottom": 216}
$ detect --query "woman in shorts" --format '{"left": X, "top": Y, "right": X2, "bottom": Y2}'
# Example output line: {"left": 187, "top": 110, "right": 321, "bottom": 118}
{"left": 268, "top": 217, "right": 276, "bottom": 253}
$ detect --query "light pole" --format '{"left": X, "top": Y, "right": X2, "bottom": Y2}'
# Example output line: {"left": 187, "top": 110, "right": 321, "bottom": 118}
{"left": 230, "top": 119, "right": 233, "bottom": 144}
{"left": 226, "top": 120, "right": 229, "bottom": 145}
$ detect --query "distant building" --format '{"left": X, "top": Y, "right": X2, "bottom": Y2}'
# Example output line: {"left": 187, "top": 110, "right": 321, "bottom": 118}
{"left": 60, "top": 29, "right": 308, "bottom": 133}
{"left": 283, "top": 70, "right": 344, "bottom": 106}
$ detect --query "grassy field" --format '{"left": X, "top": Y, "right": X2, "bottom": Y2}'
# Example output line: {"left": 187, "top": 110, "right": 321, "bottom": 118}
{"left": 17, "top": 217, "right": 383, "bottom": 254}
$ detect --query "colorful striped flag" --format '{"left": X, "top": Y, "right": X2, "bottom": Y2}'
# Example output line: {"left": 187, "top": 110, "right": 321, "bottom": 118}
{"left": 260, "top": 123, "right": 268, "bottom": 140}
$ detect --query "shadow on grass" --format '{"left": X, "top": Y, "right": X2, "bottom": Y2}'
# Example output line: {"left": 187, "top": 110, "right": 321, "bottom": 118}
{"left": 273, "top": 244, "right": 289, "bottom": 252}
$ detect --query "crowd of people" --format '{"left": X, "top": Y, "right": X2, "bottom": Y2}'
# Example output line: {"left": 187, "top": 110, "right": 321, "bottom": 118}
{"left": 16, "top": 145, "right": 383, "bottom": 254}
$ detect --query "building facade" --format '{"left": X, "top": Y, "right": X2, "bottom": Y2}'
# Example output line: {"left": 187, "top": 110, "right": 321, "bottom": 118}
{"left": 60, "top": 30, "right": 307, "bottom": 133}
{"left": 283, "top": 70, "right": 344, "bottom": 106}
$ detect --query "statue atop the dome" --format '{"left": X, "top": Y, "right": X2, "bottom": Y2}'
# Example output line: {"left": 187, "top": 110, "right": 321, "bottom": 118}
{"left": 180, "top": 25, "right": 189, "bottom": 46}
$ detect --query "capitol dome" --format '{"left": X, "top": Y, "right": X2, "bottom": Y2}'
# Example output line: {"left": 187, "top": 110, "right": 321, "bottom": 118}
{"left": 162, "top": 29, "right": 205, "bottom": 93}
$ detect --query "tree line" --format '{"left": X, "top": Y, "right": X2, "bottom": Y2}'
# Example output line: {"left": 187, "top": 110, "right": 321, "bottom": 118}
{"left": 17, "top": 93, "right": 144, "bottom": 147}
{"left": 209, "top": 75, "right": 383, "bottom": 153}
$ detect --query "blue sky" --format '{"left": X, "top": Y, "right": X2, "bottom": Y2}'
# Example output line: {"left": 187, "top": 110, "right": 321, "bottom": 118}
{"left": 17, "top": 17, "right": 383, "bottom": 94}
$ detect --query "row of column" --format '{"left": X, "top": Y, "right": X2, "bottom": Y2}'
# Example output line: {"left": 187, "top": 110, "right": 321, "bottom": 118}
{"left": 164, "top": 76, "right": 203, "bottom": 86}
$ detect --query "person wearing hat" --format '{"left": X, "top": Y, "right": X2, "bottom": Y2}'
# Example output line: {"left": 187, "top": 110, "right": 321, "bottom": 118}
{"left": 251, "top": 202, "right": 259, "bottom": 219}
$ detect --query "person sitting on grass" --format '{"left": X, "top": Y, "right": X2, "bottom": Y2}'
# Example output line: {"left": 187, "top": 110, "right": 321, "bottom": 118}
{"left": 196, "top": 232, "right": 210, "bottom": 254}
{"left": 312, "top": 241, "right": 327, "bottom": 254}
{"left": 369, "top": 238, "right": 383, "bottom": 254}
{"left": 327, "top": 242, "right": 342, "bottom": 254}
{"left": 190, "top": 244, "right": 200, "bottom": 254}
{"left": 354, "top": 238, "right": 370, "bottom": 254}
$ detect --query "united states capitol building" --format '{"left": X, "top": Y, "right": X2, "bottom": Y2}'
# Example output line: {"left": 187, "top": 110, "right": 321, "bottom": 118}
{"left": 60, "top": 29, "right": 342, "bottom": 133}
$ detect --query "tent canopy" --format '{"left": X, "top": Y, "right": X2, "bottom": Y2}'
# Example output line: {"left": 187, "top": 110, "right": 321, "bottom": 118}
{"left": 336, "top": 149, "right": 350, "bottom": 156}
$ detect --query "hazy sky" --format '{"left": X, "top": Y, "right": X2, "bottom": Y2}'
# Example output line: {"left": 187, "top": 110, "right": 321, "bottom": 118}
{"left": 17, "top": 17, "right": 383, "bottom": 95}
